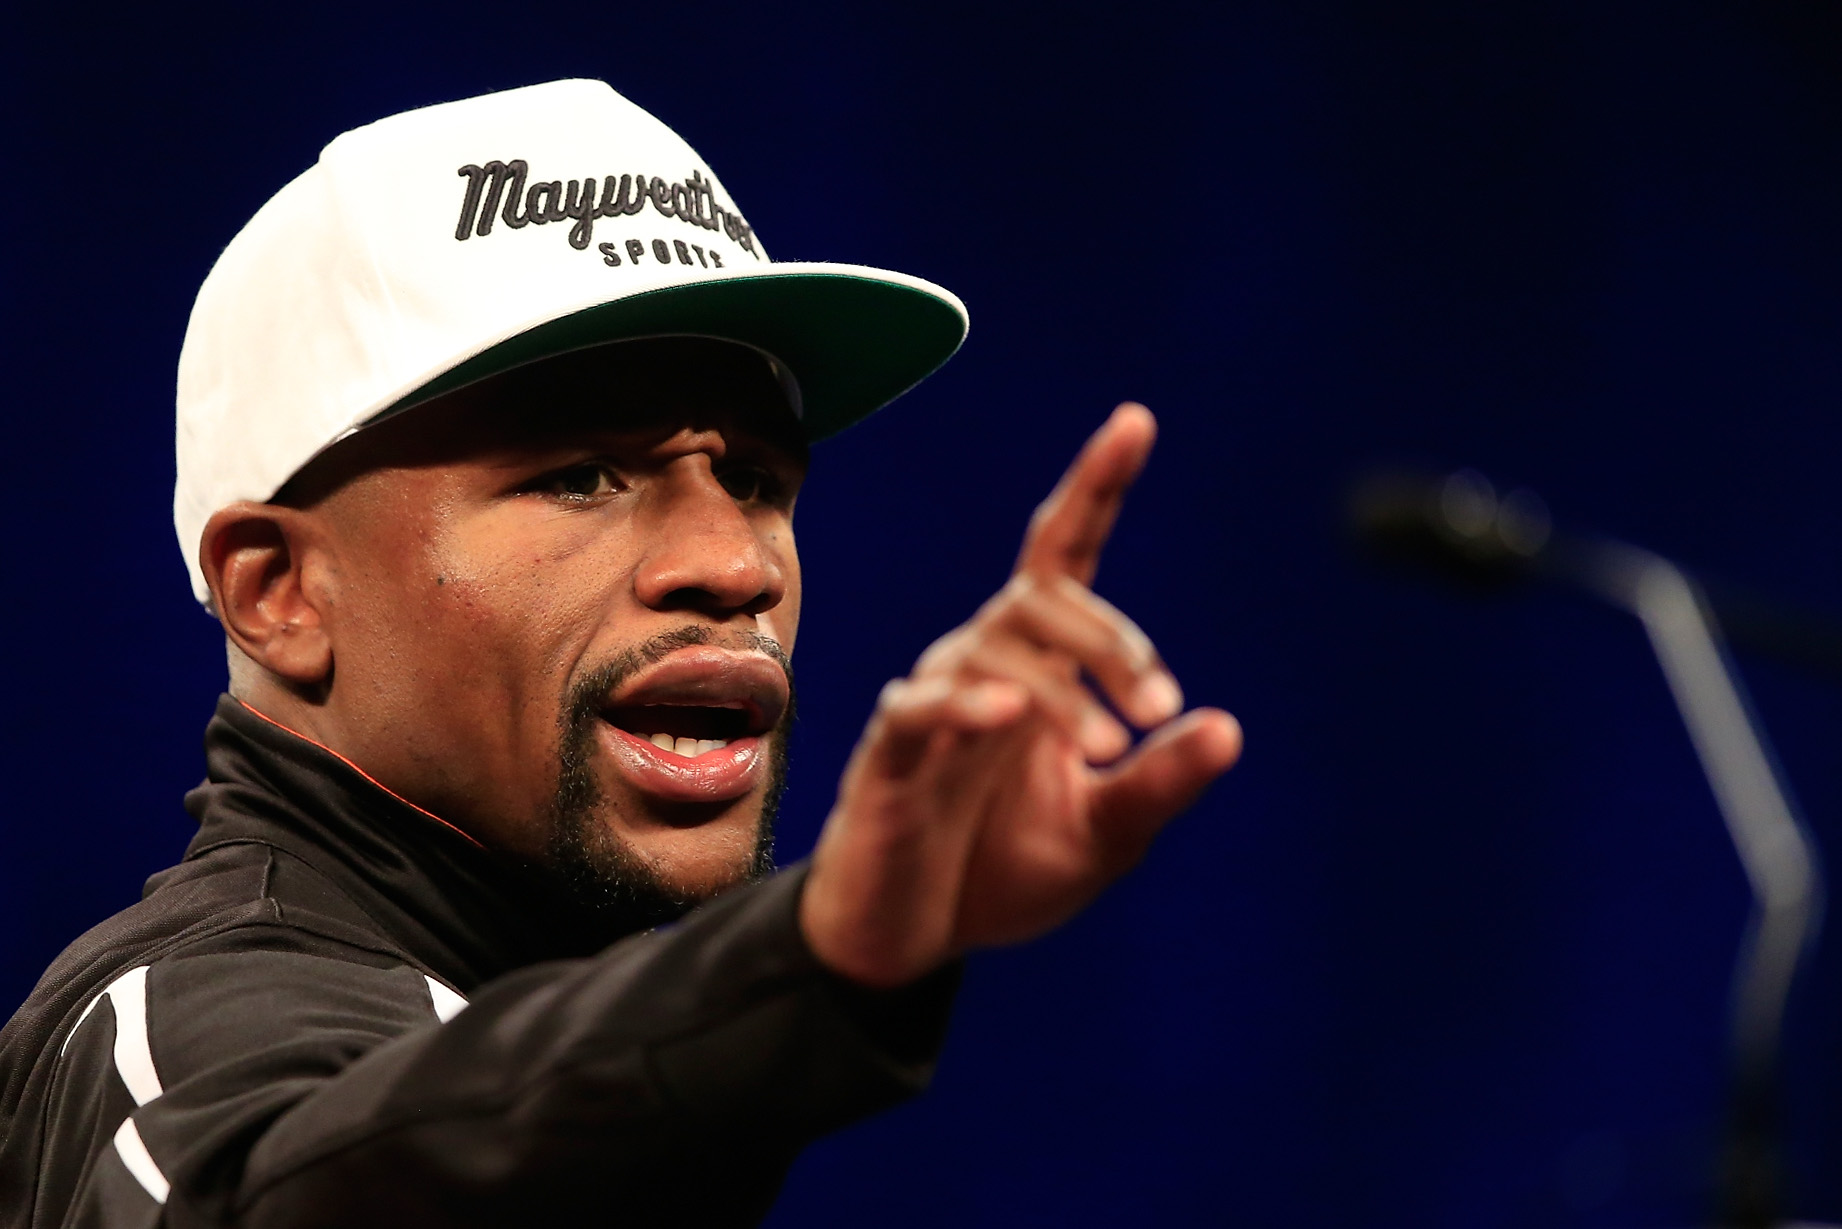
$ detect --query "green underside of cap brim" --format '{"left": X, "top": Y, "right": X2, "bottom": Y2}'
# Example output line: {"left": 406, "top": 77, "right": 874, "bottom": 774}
{"left": 387, "top": 271, "right": 967, "bottom": 442}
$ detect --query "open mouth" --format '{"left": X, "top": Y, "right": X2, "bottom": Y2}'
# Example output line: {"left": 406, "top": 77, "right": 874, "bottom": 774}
{"left": 600, "top": 703, "right": 757, "bottom": 759}
{"left": 592, "top": 647, "right": 789, "bottom": 777}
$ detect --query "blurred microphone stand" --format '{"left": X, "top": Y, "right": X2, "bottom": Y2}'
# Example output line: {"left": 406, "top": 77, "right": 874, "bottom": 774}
{"left": 1350, "top": 469, "right": 1837, "bottom": 1229}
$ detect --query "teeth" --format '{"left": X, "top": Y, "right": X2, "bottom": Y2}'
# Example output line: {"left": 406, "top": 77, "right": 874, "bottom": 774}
{"left": 641, "top": 734, "right": 732, "bottom": 757}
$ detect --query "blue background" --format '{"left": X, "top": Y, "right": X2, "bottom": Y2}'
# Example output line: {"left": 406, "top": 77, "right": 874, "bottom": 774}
{"left": 7, "top": 2, "right": 1842, "bottom": 1224}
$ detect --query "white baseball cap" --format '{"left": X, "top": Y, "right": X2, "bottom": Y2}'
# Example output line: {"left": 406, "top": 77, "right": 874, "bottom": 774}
{"left": 174, "top": 78, "right": 968, "bottom": 605}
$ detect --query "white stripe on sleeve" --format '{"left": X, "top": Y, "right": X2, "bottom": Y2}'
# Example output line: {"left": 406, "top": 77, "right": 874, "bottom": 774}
{"left": 59, "top": 993, "right": 104, "bottom": 1057}
{"left": 112, "top": 1116, "right": 170, "bottom": 1204}
{"left": 424, "top": 974, "right": 468, "bottom": 1023}
{"left": 60, "top": 968, "right": 171, "bottom": 1205}
{"left": 104, "top": 967, "right": 163, "bottom": 1105}
{"left": 61, "top": 966, "right": 165, "bottom": 1104}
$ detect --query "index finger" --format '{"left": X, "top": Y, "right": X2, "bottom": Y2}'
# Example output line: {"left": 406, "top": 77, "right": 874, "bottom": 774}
{"left": 1014, "top": 402, "right": 1157, "bottom": 585}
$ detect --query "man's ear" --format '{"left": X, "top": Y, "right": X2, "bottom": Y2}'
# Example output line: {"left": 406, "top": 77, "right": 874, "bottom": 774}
{"left": 200, "top": 502, "right": 334, "bottom": 690}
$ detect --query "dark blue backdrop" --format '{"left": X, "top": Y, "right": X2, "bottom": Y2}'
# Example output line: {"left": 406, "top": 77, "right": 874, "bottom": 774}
{"left": 7, "top": 2, "right": 1842, "bottom": 1224}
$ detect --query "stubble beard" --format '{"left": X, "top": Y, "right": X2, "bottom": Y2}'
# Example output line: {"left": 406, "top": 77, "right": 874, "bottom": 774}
{"left": 542, "top": 626, "right": 791, "bottom": 931}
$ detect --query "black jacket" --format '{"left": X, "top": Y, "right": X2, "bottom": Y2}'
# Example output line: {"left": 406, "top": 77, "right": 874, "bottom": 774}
{"left": 0, "top": 697, "right": 956, "bottom": 1227}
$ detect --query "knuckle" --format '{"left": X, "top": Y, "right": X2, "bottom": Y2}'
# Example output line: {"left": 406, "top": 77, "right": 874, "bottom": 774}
{"left": 1044, "top": 577, "right": 1150, "bottom": 665}
{"left": 1100, "top": 608, "right": 1156, "bottom": 668}
{"left": 1103, "top": 617, "right": 1146, "bottom": 663}
{"left": 964, "top": 639, "right": 1038, "bottom": 687}
{"left": 915, "top": 627, "right": 973, "bottom": 674}
{"left": 967, "top": 580, "right": 1036, "bottom": 641}
{"left": 992, "top": 573, "right": 1039, "bottom": 613}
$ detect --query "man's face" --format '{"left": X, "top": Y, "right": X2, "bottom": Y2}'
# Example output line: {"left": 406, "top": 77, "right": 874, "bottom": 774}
{"left": 284, "top": 339, "right": 807, "bottom": 909}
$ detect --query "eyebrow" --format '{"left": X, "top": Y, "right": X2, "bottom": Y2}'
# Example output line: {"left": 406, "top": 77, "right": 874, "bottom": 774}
{"left": 479, "top": 420, "right": 808, "bottom": 473}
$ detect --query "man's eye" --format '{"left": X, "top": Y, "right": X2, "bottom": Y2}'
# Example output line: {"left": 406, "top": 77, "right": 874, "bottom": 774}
{"left": 718, "top": 465, "right": 775, "bottom": 503}
{"left": 539, "top": 463, "right": 620, "bottom": 500}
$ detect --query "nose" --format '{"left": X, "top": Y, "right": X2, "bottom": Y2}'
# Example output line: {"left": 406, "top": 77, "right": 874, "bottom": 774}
{"left": 631, "top": 456, "right": 787, "bottom": 618}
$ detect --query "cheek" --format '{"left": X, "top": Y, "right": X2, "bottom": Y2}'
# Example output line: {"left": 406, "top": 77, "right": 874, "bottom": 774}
{"left": 764, "top": 526, "right": 802, "bottom": 654}
{"left": 379, "top": 511, "right": 630, "bottom": 816}
{"left": 425, "top": 512, "right": 629, "bottom": 690}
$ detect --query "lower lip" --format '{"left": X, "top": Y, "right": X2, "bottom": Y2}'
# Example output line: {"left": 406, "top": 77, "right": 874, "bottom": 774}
{"left": 596, "top": 724, "right": 766, "bottom": 804}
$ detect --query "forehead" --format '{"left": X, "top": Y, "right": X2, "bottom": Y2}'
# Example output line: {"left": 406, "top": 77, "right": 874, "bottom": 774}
{"left": 281, "top": 337, "right": 807, "bottom": 501}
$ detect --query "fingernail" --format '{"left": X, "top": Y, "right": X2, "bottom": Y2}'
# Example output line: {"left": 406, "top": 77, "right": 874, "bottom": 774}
{"left": 1132, "top": 673, "right": 1183, "bottom": 724}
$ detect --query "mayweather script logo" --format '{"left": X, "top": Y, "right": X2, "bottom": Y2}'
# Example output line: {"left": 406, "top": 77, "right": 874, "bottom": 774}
{"left": 453, "top": 161, "right": 761, "bottom": 262}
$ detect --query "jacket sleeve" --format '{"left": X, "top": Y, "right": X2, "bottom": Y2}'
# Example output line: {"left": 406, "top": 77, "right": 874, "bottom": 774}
{"left": 58, "top": 866, "right": 958, "bottom": 1229}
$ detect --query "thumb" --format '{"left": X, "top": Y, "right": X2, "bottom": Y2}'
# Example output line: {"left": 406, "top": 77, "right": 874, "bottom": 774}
{"left": 1089, "top": 708, "right": 1242, "bottom": 868}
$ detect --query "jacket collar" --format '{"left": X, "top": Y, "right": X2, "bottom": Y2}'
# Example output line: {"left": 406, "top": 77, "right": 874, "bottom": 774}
{"left": 180, "top": 694, "right": 640, "bottom": 990}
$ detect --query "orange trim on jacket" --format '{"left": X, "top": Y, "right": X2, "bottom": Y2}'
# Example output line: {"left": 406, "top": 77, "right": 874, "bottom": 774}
{"left": 233, "top": 698, "right": 487, "bottom": 851}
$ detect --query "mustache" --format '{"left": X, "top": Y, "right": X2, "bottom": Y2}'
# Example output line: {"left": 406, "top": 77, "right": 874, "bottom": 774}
{"left": 562, "top": 625, "right": 793, "bottom": 730}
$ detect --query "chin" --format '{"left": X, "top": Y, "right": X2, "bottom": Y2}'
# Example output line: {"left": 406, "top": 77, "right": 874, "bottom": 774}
{"left": 604, "top": 800, "right": 771, "bottom": 901}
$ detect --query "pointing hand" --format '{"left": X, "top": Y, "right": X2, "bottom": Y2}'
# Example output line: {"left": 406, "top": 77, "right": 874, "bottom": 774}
{"left": 800, "top": 403, "right": 1243, "bottom": 986}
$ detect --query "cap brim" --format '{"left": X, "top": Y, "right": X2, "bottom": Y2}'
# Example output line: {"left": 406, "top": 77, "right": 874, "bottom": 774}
{"left": 382, "top": 264, "right": 968, "bottom": 442}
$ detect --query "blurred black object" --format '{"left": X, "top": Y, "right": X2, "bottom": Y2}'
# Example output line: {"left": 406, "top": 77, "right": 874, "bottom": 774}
{"left": 1351, "top": 467, "right": 1839, "bottom": 1229}
{"left": 1351, "top": 469, "right": 1842, "bottom": 684}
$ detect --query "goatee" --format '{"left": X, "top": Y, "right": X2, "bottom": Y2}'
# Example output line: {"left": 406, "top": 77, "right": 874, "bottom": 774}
{"left": 542, "top": 626, "right": 791, "bottom": 932}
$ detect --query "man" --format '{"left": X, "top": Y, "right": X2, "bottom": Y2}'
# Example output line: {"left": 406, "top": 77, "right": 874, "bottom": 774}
{"left": 0, "top": 80, "right": 1240, "bottom": 1225}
